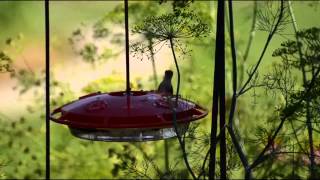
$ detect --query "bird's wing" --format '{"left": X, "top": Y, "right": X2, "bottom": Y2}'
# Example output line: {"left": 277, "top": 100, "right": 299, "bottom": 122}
{"left": 169, "top": 85, "right": 173, "bottom": 95}
{"left": 157, "top": 82, "right": 164, "bottom": 92}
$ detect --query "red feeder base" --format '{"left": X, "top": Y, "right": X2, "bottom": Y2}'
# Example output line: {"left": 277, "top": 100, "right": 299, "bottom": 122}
{"left": 50, "top": 91, "right": 207, "bottom": 141}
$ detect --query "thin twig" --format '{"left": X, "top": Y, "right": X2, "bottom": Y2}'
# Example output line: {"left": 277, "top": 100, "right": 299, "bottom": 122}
{"left": 227, "top": 0, "right": 252, "bottom": 178}
{"left": 239, "top": 1, "right": 258, "bottom": 88}
{"left": 238, "top": 0, "right": 286, "bottom": 96}
{"left": 172, "top": 109, "right": 197, "bottom": 179}
{"left": 169, "top": 38, "right": 180, "bottom": 107}
{"left": 169, "top": 38, "right": 196, "bottom": 179}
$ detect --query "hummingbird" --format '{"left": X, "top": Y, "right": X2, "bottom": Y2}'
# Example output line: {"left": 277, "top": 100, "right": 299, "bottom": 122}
{"left": 157, "top": 70, "right": 173, "bottom": 96}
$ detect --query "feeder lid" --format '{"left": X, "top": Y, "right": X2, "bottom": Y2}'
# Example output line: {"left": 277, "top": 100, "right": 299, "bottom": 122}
{"left": 50, "top": 91, "right": 207, "bottom": 129}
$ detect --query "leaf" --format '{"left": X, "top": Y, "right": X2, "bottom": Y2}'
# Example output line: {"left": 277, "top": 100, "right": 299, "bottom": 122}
{"left": 0, "top": 51, "right": 14, "bottom": 73}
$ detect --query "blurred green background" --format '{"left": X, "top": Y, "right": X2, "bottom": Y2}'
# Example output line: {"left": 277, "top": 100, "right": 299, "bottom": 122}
{"left": 0, "top": 1, "right": 319, "bottom": 179}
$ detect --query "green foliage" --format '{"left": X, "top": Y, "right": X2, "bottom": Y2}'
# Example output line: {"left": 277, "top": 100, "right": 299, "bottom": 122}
{"left": 1, "top": 33, "right": 44, "bottom": 94}
{"left": 132, "top": 11, "right": 209, "bottom": 40}
{"left": 50, "top": 77, "right": 75, "bottom": 109}
{"left": 68, "top": 27, "right": 115, "bottom": 66}
{"left": 273, "top": 27, "right": 320, "bottom": 68}
{"left": 82, "top": 75, "right": 125, "bottom": 93}
{"left": 82, "top": 74, "right": 147, "bottom": 94}
{"left": 0, "top": 51, "right": 14, "bottom": 73}
{"left": 69, "top": 2, "right": 165, "bottom": 65}
{"left": 11, "top": 69, "right": 44, "bottom": 95}
{"left": 0, "top": 160, "right": 5, "bottom": 178}
{"left": 50, "top": 124, "right": 123, "bottom": 178}
{"left": 256, "top": 1, "right": 291, "bottom": 34}
{"left": 254, "top": 27, "right": 320, "bottom": 178}
{"left": 131, "top": 8, "right": 210, "bottom": 70}
{"left": 0, "top": 113, "right": 45, "bottom": 179}
{"left": 0, "top": 31, "right": 45, "bottom": 179}
{"left": 93, "top": 24, "right": 109, "bottom": 39}
{"left": 159, "top": 0, "right": 194, "bottom": 13}
{"left": 79, "top": 43, "right": 98, "bottom": 64}
{"left": 99, "top": 4, "right": 124, "bottom": 25}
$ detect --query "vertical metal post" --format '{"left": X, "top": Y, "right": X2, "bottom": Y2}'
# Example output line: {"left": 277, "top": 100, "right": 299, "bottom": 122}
{"left": 209, "top": 0, "right": 225, "bottom": 179}
{"left": 124, "top": 0, "right": 130, "bottom": 94}
{"left": 219, "top": 0, "right": 227, "bottom": 177}
{"left": 45, "top": 0, "right": 50, "bottom": 179}
{"left": 217, "top": 1, "right": 227, "bottom": 179}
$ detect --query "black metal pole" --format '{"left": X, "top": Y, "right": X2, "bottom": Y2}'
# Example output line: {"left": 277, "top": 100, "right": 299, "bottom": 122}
{"left": 124, "top": 0, "right": 130, "bottom": 94}
{"left": 209, "top": 0, "right": 225, "bottom": 179}
{"left": 219, "top": 0, "right": 227, "bottom": 177}
{"left": 45, "top": 0, "right": 50, "bottom": 179}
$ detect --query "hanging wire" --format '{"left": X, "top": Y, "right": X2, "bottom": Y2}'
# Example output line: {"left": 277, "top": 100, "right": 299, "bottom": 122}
{"left": 45, "top": 0, "right": 50, "bottom": 179}
{"left": 124, "top": 0, "right": 130, "bottom": 94}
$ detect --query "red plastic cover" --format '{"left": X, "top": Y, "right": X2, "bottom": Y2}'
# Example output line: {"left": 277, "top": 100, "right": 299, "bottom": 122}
{"left": 50, "top": 91, "right": 208, "bottom": 129}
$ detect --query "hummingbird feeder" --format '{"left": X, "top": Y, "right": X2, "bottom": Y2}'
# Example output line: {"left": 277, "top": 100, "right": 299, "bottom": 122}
{"left": 50, "top": 0, "right": 208, "bottom": 142}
